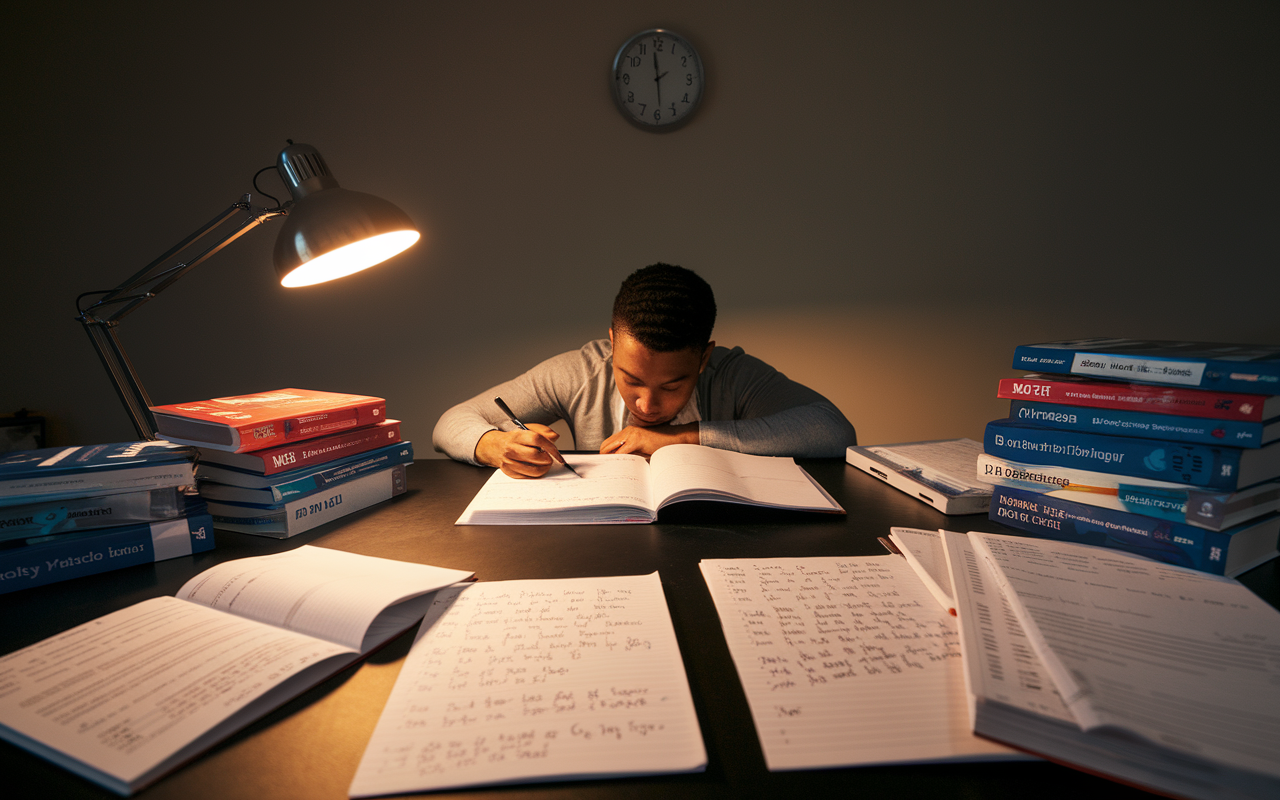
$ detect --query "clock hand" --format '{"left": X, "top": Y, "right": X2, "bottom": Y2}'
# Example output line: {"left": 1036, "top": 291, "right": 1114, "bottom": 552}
{"left": 653, "top": 51, "right": 662, "bottom": 106}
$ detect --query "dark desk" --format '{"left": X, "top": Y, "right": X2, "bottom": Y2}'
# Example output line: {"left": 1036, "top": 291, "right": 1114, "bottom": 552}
{"left": 4, "top": 459, "right": 1278, "bottom": 799}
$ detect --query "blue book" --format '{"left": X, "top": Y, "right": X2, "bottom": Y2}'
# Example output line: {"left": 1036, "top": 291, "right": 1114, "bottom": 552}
{"left": 1008, "top": 400, "right": 1280, "bottom": 448}
{"left": 0, "top": 500, "right": 215, "bottom": 594}
{"left": 984, "top": 418, "right": 1280, "bottom": 491}
{"left": 1012, "top": 338, "right": 1280, "bottom": 394}
{"left": 0, "top": 441, "right": 196, "bottom": 505}
{"left": 988, "top": 485, "right": 1279, "bottom": 577}
{"left": 195, "top": 441, "right": 413, "bottom": 504}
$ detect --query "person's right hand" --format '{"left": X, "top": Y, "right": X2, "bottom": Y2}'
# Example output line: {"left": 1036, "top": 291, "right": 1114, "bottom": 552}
{"left": 475, "top": 425, "right": 565, "bottom": 479}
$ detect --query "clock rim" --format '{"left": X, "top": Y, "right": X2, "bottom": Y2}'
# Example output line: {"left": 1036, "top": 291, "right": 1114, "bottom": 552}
{"left": 611, "top": 27, "right": 704, "bottom": 133}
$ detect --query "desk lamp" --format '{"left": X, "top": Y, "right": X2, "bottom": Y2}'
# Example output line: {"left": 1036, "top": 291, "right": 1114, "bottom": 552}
{"left": 76, "top": 141, "right": 420, "bottom": 440}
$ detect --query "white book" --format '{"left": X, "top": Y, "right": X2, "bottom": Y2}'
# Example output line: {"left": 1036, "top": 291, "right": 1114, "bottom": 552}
{"left": 699, "top": 554, "right": 1023, "bottom": 771}
{"left": 846, "top": 439, "right": 992, "bottom": 514}
{"left": 0, "top": 546, "right": 473, "bottom": 796}
{"left": 945, "top": 530, "right": 1280, "bottom": 800}
{"left": 348, "top": 572, "right": 705, "bottom": 795}
{"left": 457, "top": 444, "right": 842, "bottom": 525}
{"left": 206, "top": 464, "right": 408, "bottom": 537}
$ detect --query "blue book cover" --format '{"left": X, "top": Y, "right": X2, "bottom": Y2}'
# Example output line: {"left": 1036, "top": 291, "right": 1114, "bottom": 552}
{"left": 1011, "top": 338, "right": 1280, "bottom": 394}
{"left": 196, "top": 441, "right": 413, "bottom": 503}
{"left": 984, "top": 418, "right": 1280, "bottom": 491}
{"left": 0, "top": 441, "right": 197, "bottom": 504}
{"left": 988, "top": 485, "right": 1279, "bottom": 577}
{"left": 1008, "top": 400, "right": 1278, "bottom": 448}
{"left": 0, "top": 501, "right": 215, "bottom": 594}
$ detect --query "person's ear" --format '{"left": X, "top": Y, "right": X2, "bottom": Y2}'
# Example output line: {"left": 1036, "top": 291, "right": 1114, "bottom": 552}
{"left": 608, "top": 327, "right": 614, "bottom": 346}
{"left": 700, "top": 341, "right": 714, "bottom": 372}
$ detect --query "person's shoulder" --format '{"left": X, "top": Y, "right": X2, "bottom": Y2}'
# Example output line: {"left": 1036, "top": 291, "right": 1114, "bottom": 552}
{"left": 707, "top": 344, "right": 773, "bottom": 373}
{"left": 525, "top": 339, "right": 611, "bottom": 377}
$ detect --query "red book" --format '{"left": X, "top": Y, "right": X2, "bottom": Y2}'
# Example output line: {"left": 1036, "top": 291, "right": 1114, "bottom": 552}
{"left": 194, "top": 419, "right": 403, "bottom": 474}
{"left": 150, "top": 388, "right": 387, "bottom": 453}
{"left": 998, "top": 373, "right": 1280, "bottom": 422}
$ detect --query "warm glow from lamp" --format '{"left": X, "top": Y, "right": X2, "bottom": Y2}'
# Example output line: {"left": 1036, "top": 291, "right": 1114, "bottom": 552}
{"left": 280, "top": 229, "right": 420, "bottom": 287}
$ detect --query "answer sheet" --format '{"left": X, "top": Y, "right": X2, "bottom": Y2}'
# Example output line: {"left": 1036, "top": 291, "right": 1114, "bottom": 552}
{"left": 349, "top": 572, "right": 705, "bottom": 796}
{"left": 700, "top": 555, "right": 1018, "bottom": 770}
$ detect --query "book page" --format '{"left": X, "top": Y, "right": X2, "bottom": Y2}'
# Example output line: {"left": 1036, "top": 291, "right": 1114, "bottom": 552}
{"left": 888, "top": 527, "right": 956, "bottom": 613}
{"left": 650, "top": 445, "right": 837, "bottom": 511}
{"left": 866, "top": 439, "right": 990, "bottom": 494}
{"left": 455, "top": 455, "right": 655, "bottom": 524}
{"left": 349, "top": 572, "right": 705, "bottom": 796}
{"left": 0, "top": 596, "right": 354, "bottom": 792}
{"left": 699, "top": 555, "right": 1017, "bottom": 770}
{"left": 968, "top": 532, "right": 1280, "bottom": 779}
{"left": 176, "top": 545, "right": 474, "bottom": 651}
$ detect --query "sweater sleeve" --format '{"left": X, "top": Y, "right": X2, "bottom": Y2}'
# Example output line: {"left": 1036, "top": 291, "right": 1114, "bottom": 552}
{"left": 696, "top": 348, "right": 857, "bottom": 458}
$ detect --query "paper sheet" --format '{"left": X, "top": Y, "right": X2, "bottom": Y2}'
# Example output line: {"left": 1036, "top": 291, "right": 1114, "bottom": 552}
{"left": 699, "top": 555, "right": 1017, "bottom": 770}
{"left": 349, "top": 572, "right": 705, "bottom": 796}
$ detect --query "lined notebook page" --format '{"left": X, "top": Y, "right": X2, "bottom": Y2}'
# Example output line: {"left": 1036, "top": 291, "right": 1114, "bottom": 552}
{"left": 349, "top": 572, "right": 705, "bottom": 796}
{"left": 700, "top": 556, "right": 1018, "bottom": 770}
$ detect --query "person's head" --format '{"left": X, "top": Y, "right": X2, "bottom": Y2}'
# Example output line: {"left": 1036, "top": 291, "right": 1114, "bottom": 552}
{"left": 609, "top": 264, "right": 716, "bottom": 426}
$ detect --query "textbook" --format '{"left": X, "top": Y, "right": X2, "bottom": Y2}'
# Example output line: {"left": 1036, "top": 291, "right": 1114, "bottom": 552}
{"left": 194, "top": 418, "right": 402, "bottom": 475}
{"left": 0, "top": 485, "right": 190, "bottom": 542}
{"left": 984, "top": 418, "right": 1280, "bottom": 491}
{"left": 0, "top": 545, "right": 473, "bottom": 795}
{"left": 945, "top": 530, "right": 1280, "bottom": 800}
{"left": 845, "top": 439, "right": 992, "bottom": 514}
{"left": 988, "top": 485, "right": 1279, "bottom": 576}
{"left": 195, "top": 441, "right": 413, "bottom": 504}
{"left": 456, "top": 444, "right": 843, "bottom": 525}
{"left": 998, "top": 373, "right": 1280, "bottom": 422}
{"left": 349, "top": 572, "right": 706, "bottom": 795}
{"left": 976, "top": 452, "right": 1280, "bottom": 532}
{"left": 0, "top": 441, "right": 195, "bottom": 504}
{"left": 1011, "top": 338, "right": 1280, "bottom": 394}
{"left": 0, "top": 499, "right": 214, "bottom": 594}
{"left": 207, "top": 464, "right": 409, "bottom": 537}
{"left": 1008, "top": 400, "right": 1279, "bottom": 448}
{"left": 150, "top": 388, "right": 386, "bottom": 453}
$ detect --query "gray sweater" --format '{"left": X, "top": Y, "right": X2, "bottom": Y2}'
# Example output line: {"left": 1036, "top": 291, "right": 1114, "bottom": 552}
{"left": 432, "top": 339, "right": 856, "bottom": 464}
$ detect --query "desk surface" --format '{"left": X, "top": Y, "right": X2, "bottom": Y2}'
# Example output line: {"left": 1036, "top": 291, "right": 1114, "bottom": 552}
{"left": 4, "top": 458, "right": 1278, "bottom": 799}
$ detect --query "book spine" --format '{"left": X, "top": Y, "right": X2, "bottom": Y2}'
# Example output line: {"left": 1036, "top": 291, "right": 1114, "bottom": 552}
{"left": 230, "top": 401, "right": 387, "bottom": 452}
{"left": 997, "top": 376, "right": 1270, "bottom": 422}
{"left": 211, "top": 465, "right": 408, "bottom": 538}
{"left": 983, "top": 420, "right": 1242, "bottom": 490}
{"left": 1008, "top": 400, "right": 1267, "bottom": 448}
{"left": 0, "top": 463, "right": 196, "bottom": 501}
{"left": 0, "top": 512, "right": 215, "bottom": 595}
{"left": 239, "top": 420, "right": 403, "bottom": 475}
{"left": 1012, "top": 345, "right": 1280, "bottom": 393}
{"left": 988, "top": 486, "right": 1237, "bottom": 575}
{"left": 270, "top": 443, "right": 413, "bottom": 502}
{"left": 0, "top": 486, "right": 188, "bottom": 540}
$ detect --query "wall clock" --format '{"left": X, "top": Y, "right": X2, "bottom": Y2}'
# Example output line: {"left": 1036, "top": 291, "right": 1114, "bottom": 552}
{"left": 611, "top": 29, "right": 704, "bottom": 131}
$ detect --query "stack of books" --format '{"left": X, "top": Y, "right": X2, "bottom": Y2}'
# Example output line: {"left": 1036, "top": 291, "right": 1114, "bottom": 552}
{"left": 149, "top": 388, "right": 412, "bottom": 538}
{"left": 980, "top": 338, "right": 1280, "bottom": 576}
{"left": 0, "top": 441, "right": 212, "bottom": 594}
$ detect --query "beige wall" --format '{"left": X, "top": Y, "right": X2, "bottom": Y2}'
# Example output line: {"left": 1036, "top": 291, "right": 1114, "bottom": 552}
{"left": 6, "top": 1, "right": 1277, "bottom": 453}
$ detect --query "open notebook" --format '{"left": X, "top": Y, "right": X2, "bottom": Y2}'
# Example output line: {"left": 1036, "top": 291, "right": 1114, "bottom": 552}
{"left": 457, "top": 444, "right": 842, "bottom": 525}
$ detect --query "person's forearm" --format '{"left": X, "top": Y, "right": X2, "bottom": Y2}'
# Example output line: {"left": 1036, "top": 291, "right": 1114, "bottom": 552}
{"left": 698, "top": 402, "right": 856, "bottom": 457}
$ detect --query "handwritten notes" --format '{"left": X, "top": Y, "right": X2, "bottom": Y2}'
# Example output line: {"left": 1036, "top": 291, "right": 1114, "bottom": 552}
{"left": 700, "top": 556, "right": 1017, "bottom": 770}
{"left": 349, "top": 572, "right": 705, "bottom": 796}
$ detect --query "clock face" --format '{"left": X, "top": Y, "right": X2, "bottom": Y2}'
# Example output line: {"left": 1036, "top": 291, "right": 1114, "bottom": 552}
{"left": 612, "top": 29, "right": 704, "bottom": 131}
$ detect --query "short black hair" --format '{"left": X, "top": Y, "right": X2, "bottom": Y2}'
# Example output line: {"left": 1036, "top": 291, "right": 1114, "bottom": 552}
{"left": 611, "top": 263, "right": 716, "bottom": 352}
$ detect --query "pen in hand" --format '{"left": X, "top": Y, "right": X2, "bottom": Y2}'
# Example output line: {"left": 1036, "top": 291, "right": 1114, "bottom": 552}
{"left": 493, "top": 397, "right": 583, "bottom": 478}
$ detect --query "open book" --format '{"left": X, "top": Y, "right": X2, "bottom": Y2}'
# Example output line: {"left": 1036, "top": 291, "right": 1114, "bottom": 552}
{"left": 0, "top": 546, "right": 473, "bottom": 796}
{"left": 348, "top": 571, "right": 705, "bottom": 795}
{"left": 457, "top": 444, "right": 843, "bottom": 525}
{"left": 943, "top": 529, "right": 1280, "bottom": 800}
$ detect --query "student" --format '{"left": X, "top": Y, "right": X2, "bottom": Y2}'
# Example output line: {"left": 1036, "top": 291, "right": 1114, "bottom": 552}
{"left": 433, "top": 264, "right": 857, "bottom": 478}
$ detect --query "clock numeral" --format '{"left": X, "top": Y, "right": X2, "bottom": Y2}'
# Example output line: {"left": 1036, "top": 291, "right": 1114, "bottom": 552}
{"left": 681, "top": 93, "right": 690, "bottom": 104}
{"left": 668, "top": 103, "right": 677, "bottom": 116}
{"left": 638, "top": 44, "right": 646, "bottom": 55}
{"left": 637, "top": 103, "right": 647, "bottom": 115}
{"left": 680, "top": 56, "right": 687, "bottom": 67}
{"left": 651, "top": 37, "right": 664, "bottom": 52}
{"left": 627, "top": 91, "right": 635, "bottom": 103}
{"left": 686, "top": 73, "right": 693, "bottom": 86}
{"left": 621, "top": 73, "right": 630, "bottom": 85}
{"left": 628, "top": 56, "right": 641, "bottom": 68}
{"left": 653, "top": 109, "right": 661, "bottom": 121}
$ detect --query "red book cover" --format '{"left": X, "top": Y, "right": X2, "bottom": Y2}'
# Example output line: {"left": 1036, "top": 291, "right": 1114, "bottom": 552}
{"left": 998, "top": 374, "right": 1279, "bottom": 422}
{"left": 150, "top": 389, "right": 387, "bottom": 453}
{"left": 195, "top": 419, "right": 403, "bottom": 474}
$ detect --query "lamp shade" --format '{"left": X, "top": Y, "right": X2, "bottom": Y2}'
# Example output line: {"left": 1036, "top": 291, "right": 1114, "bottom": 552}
{"left": 272, "top": 143, "right": 420, "bottom": 287}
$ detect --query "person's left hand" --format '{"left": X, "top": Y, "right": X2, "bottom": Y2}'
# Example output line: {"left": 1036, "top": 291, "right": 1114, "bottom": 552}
{"left": 600, "top": 423, "right": 699, "bottom": 457}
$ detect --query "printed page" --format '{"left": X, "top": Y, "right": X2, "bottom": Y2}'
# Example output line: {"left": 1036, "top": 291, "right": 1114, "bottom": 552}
{"left": 699, "top": 555, "right": 1017, "bottom": 770}
{"left": 941, "top": 531, "right": 1075, "bottom": 723}
{"left": 455, "top": 455, "right": 655, "bottom": 524}
{"left": 0, "top": 596, "right": 355, "bottom": 792}
{"left": 866, "top": 439, "right": 990, "bottom": 493}
{"left": 888, "top": 527, "right": 956, "bottom": 612}
{"left": 968, "top": 531, "right": 1280, "bottom": 779}
{"left": 176, "top": 545, "right": 474, "bottom": 651}
{"left": 650, "top": 445, "right": 838, "bottom": 511}
{"left": 349, "top": 572, "right": 705, "bottom": 796}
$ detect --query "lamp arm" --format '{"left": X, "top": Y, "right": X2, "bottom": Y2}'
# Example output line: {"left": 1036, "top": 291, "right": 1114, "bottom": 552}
{"left": 77, "top": 195, "right": 286, "bottom": 439}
